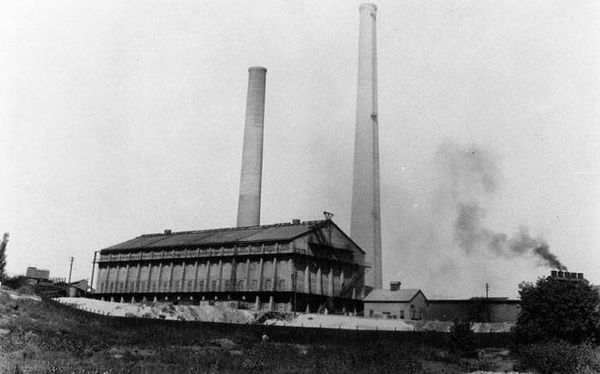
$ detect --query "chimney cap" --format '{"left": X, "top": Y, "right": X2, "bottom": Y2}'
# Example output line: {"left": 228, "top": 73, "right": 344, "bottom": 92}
{"left": 359, "top": 3, "right": 377, "bottom": 12}
{"left": 164, "top": 229, "right": 172, "bottom": 235}
{"left": 248, "top": 66, "right": 267, "bottom": 72}
{"left": 292, "top": 219, "right": 301, "bottom": 224}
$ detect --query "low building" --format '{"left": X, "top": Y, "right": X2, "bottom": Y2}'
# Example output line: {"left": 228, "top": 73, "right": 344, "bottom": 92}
{"left": 25, "top": 267, "right": 50, "bottom": 280}
{"left": 364, "top": 284, "right": 427, "bottom": 320}
{"left": 427, "top": 297, "right": 520, "bottom": 322}
{"left": 94, "top": 219, "right": 366, "bottom": 313}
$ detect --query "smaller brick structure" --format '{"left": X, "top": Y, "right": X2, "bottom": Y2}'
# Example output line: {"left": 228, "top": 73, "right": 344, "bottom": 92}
{"left": 364, "top": 287, "right": 427, "bottom": 320}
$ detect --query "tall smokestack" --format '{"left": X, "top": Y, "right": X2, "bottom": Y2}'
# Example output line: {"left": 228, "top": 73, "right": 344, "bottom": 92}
{"left": 351, "top": 3, "right": 382, "bottom": 289}
{"left": 237, "top": 66, "right": 267, "bottom": 227}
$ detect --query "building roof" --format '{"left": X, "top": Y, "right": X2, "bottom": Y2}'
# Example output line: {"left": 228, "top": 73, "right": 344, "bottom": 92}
{"left": 429, "top": 298, "right": 520, "bottom": 304}
{"left": 364, "top": 289, "right": 426, "bottom": 303}
{"left": 102, "top": 219, "right": 365, "bottom": 254}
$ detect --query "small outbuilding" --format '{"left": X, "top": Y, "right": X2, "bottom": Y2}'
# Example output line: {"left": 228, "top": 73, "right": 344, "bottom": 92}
{"left": 364, "top": 282, "right": 427, "bottom": 320}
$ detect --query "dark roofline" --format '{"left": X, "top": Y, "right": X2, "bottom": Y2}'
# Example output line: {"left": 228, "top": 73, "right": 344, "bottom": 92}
{"left": 100, "top": 219, "right": 367, "bottom": 255}
{"left": 364, "top": 289, "right": 428, "bottom": 303}
{"left": 140, "top": 220, "right": 322, "bottom": 239}
{"left": 429, "top": 299, "right": 520, "bottom": 304}
{"left": 295, "top": 220, "right": 366, "bottom": 255}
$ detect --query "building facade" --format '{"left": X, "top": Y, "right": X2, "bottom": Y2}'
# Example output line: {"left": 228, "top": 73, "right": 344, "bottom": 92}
{"left": 364, "top": 288, "right": 428, "bottom": 320}
{"left": 25, "top": 266, "right": 50, "bottom": 280}
{"left": 94, "top": 220, "right": 366, "bottom": 313}
{"left": 427, "top": 298, "right": 521, "bottom": 322}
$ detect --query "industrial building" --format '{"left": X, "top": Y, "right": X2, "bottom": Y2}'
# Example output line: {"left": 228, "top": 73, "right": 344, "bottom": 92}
{"left": 25, "top": 266, "right": 50, "bottom": 280}
{"left": 364, "top": 282, "right": 521, "bottom": 322}
{"left": 92, "top": 4, "right": 378, "bottom": 314}
{"left": 95, "top": 219, "right": 366, "bottom": 313}
{"left": 364, "top": 282, "right": 428, "bottom": 320}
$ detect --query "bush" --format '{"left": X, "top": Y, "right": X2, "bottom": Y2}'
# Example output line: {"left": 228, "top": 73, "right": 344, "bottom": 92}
{"left": 448, "top": 319, "right": 476, "bottom": 356}
{"left": 3, "top": 276, "right": 28, "bottom": 290}
{"left": 519, "top": 340, "right": 600, "bottom": 374}
{"left": 516, "top": 277, "right": 600, "bottom": 344}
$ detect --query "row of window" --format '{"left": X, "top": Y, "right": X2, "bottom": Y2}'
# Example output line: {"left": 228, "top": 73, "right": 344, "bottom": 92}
{"left": 368, "top": 306, "right": 424, "bottom": 320}
{"left": 99, "top": 278, "right": 286, "bottom": 293}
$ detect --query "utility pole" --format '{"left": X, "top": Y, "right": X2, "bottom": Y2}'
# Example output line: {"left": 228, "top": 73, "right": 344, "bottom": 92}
{"left": 68, "top": 257, "right": 74, "bottom": 284}
{"left": 90, "top": 251, "right": 98, "bottom": 293}
{"left": 485, "top": 283, "right": 489, "bottom": 299}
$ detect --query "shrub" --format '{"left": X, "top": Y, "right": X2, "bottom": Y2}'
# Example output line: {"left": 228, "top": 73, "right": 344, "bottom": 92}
{"left": 448, "top": 319, "right": 476, "bottom": 356}
{"left": 516, "top": 277, "right": 600, "bottom": 344}
{"left": 519, "top": 340, "right": 600, "bottom": 374}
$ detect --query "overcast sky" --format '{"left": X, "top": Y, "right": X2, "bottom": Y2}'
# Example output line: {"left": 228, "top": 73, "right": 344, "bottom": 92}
{"left": 1, "top": 0, "right": 598, "bottom": 298}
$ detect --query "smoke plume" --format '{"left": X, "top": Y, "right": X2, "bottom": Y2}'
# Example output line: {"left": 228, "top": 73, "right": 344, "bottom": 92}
{"left": 437, "top": 142, "right": 567, "bottom": 270}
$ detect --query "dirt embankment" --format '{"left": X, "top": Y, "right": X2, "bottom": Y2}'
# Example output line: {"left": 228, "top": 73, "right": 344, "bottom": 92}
{"left": 55, "top": 297, "right": 256, "bottom": 323}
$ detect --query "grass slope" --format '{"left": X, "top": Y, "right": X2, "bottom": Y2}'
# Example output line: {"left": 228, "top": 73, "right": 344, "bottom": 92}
{"left": 0, "top": 293, "right": 424, "bottom": 373}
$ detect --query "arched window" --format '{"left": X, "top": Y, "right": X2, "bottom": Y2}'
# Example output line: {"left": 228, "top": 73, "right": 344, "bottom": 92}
{"left": 199, "top": 280, "right": 205, "bottom": 291}
{"left": 224, "top": 280, "right": 231, "bottom": 291}
{"left": 264, "top": 279, "right": 272, "bottom": 290}
{"left": 237, "top": 280, "right": 245, "bottom": 291}
{"left": 251, "top": 280, "right": 258, "bottom": 291}
{"left": 163, "top": 281, "right": 168, "bottom": 291}
{"left": 278, "top": 279, "right": 286, "bottom": 291}
{"left": 187, "top": 280, "right": 193, "bottom": 291}
{"left": 109, "top": 283, "right": 114, "bottom": 292}
{"left": 211, "top": 280, "right": 218, "bottom": 291}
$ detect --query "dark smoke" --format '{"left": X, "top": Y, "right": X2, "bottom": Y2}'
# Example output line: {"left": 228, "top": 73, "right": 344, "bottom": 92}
{"left": 439, "top": 142, "right": 567, "bottom": 270}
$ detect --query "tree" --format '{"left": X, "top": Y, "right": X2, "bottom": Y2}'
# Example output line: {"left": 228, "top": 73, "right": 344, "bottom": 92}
{"left": 0, "top": 232, "right": 8, "bottom": 281}
{"left": 516, "top": 276, "right": 600, "bottom": 344}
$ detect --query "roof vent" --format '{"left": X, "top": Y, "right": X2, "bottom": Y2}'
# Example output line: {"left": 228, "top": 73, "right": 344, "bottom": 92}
{"left": 164, "top": 229, "right": 172, "bottom": 235}
{"left": 292, "top": 219, "right": 301, "bottom": 224}
{"left": 390, "top": 281, "right": 401, "bottom": 291}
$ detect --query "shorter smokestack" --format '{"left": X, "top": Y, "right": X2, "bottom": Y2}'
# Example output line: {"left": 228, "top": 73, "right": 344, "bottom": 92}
{"left": 237, "top": 67, "right": 267, "bottom": 227}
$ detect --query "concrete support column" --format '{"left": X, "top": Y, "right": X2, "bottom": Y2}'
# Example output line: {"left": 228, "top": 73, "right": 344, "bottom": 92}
{"left": 317, "top": 266, "right": 323, "bottom": 295}
{"left": 304, "top": 265, "right": 310, "bottom": 294}
{"left": 167, "top": 262, "right": 174, "bottom": 292}
{"left": 236, "top": 67, "right": 267, "bottom": 227}
{"left": 329, "top": 268, "right": 334, "bottom": 296}
{"left": 269, "top": 296, "right": 274, "bottom": 311}
{"left": 231, "top": 256, "right": 237, "bottom": 291}
{"left": 245, "top": 259, "right": 251, "bottom": 291}
{"left": 181, "top": 261, "right": 186, "bottom": 292}
{"left": 218, "top": 259, "right": 223, "bottom": 291}
{"left": 134, "top": 264, "right": 141, "bottom": 293}
{"left": 123, "top": 264, "right": 130, "bottom": 293}
{"left": 103, "top": 266, "right": 111, "bottom": 292}
{"left": 258, "top": 258, "right": 264, "bottom": 291}
{"left": 193, "top": 261, "right": 199, "bottom": 291}
{"left": 157, "top": 263, "right": 164, "bottom": 293}
{"left": 205, "top": 260, "right": 211, "bottom": 292}
{"left": 114, "top": 265, "right": 120, "bottom": 292}
{"left": 255, "top": 295, "right": 260, "bottom": 311}
{"left": 146, "top": 264, "right": 153, "bottom": 293}
{"left": 272, "top": 257, "right": 278, "bottom": 291}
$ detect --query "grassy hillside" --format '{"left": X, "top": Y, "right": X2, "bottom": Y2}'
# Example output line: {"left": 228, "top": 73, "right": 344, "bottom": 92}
{"left": 0, "top": 292, "right": 426, "bottom": 373}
